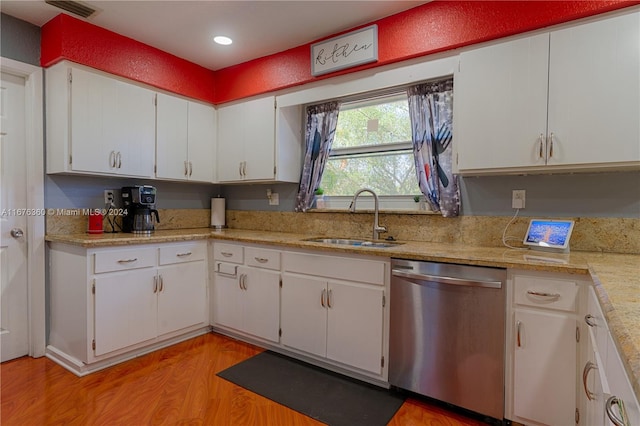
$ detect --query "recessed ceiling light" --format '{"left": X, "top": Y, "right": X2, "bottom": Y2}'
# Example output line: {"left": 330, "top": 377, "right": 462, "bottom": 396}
{"left": 213, "top": 36, "right": 233, "bottom": 46}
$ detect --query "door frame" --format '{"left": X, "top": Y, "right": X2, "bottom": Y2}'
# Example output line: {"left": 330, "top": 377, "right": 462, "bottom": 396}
{"left": 1, "top": 57, "right": 45, "bottom": 357}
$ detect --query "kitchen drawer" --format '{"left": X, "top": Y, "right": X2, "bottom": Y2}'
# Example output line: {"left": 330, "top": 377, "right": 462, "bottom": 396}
{"left": 513, "top": 275, "right": 579, "bottom": 312}
{"left": 283, "top": 251, "right": 385, "bottom": 286}
{"left": 94, "top": 247, "right": 156, "bottom": 274}
{"left": 159, "top": 242, "right": 206, "bottom": 265}
{"left": 213, "top": 243, "right": 244, "bottom": 264}
{"left": 245, "top": 247, "right": 280, "bottom": 270}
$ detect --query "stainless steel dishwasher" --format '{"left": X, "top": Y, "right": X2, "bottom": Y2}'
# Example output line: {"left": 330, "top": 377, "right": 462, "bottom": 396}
{"left": 389, "top": 259, "right": 506, "bottom": 421}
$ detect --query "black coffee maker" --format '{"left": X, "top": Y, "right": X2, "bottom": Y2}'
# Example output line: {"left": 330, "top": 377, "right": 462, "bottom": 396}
{"left": 121, "top": 185, "right": 160, "bottom": 234}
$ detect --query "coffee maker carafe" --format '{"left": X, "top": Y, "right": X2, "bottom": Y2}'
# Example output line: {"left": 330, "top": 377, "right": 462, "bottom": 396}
{"left": 121, "top": 185, "right": 160, "bottom": 234}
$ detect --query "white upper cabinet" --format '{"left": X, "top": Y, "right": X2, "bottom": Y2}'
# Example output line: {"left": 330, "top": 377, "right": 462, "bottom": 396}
{"left": 156, "top": 93, "right": 216, "bottom": 183}
{"left": 47, "top": 62, "right": 156, "bottom": 177}
{"left": 217, "top": 96, "right": 302, "bottom": 183}
{"left": 455, "top": 10, "right": 640, "bottom": 174}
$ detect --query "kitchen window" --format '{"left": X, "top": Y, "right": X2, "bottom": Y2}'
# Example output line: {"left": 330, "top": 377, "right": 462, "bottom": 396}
{"left": 319, "top": 92, "right": 424, "bottom": 210}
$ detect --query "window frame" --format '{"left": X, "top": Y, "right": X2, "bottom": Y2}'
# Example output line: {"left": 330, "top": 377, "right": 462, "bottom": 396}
{"left": 317, "top": 91, "right": 428, "bottom": 211}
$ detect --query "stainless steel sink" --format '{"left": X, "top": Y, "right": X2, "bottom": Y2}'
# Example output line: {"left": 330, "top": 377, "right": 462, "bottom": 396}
{"left": 303, "top": 237, "right": 403, "bottom": 248}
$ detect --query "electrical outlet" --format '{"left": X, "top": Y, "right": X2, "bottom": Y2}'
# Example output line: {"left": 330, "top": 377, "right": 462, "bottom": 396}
{"left": 104, "top": 189, "right": 115, "bottom": 205}
{"left": 512, "top": 190, "right": 526, "bottom": 209}
{"left": 268, "top": 192, "right": 279, "bottom": 206}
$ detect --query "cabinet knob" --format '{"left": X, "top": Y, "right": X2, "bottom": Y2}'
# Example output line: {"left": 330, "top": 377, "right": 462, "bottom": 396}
{"left": 584, "top": 314, "right": 596, "bottom": 327}
{"left": 605, "top": 396, "right": 629, "bottom": 426}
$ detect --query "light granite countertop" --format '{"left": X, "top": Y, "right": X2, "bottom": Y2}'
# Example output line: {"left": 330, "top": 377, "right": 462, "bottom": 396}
{"left": 46, "top": 227, "right": 640, "bottom": 402}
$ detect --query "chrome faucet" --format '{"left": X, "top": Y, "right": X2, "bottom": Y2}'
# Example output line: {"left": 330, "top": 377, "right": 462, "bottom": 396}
{"left": 348, "top": 188, "right": 386, "bottom": 240}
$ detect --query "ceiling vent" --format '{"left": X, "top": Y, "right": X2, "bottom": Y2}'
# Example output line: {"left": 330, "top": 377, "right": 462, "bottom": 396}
{"left": 45, "top": 0, "right": 97, "bottom": 19}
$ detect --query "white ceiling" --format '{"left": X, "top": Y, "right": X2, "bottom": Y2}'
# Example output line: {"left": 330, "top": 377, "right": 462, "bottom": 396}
{"left": 1, "top": 1, "right": 426, "bottom": 70}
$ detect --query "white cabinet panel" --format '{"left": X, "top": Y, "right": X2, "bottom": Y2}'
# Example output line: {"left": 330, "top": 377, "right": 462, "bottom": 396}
{"left": 241, "top": 266, "right": 280, "bottom": 343}
{"left": 513, "top": 309, "right": 577, "bottom": 426}
{"left": 94, "top": 269, "right": 158, "bottom": 356}
{"left": 156, "top": 94, "right": 215, "bottom": 182}
{"left": 157, "top": 260, "right": 208, "bottom": 336}
{"left": 548, "top": 12, "right": 640, "bottom": 167}
{"left": 455, "top": 33, "right": 549, "bottom": 171}
{"left": 212, "top": 265, "right": 243, "bottom": 331}
{"left": 187, "top": 101, "right": 216, "bottom": 182}
{"left": 217, "top": 96, "right": 301, "bottom": 182}
{"left": 455, "top": 11, "right": 640, "bottom": 174}
{"left": 156, "top": 93, "right": 189, "bottom": 180}
{"left": 326, "top": 280, "right": 384, "bottom": 375}
{"left": 280, "top": 274, "right": 328, "bottom": 357}
{"left": 47, "top": 62, "right": 156, "bottom": 177}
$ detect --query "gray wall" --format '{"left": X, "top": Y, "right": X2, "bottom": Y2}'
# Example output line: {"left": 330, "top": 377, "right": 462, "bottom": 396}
{"left": 44, "top": 171, "right": 640, "bottom": 218}
{"left": 46, "top": 175, "right": 219, "bottom": 209}
{"left": 1, "top": 13, "right": 40, "bottom": 66}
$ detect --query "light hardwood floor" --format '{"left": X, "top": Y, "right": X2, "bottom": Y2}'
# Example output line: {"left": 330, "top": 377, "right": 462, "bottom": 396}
{"left": 1, "top": 333, "right": 485, "bottom": 425}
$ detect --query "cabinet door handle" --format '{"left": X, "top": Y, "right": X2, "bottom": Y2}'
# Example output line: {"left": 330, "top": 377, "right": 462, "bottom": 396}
{"left": 327, "top": 289, "right": 332, "bottom": 308}
{"left": 527, "top": 290, "right": 560, "bottom": 300}
{"left": 320, "top": 289, "right": 326, "bottom": 308}
{"left": 153, "top": 276, "right": 158, "bottom": 293}
{"left": 548, "top": 132, "right": 554, "bottom": 158}
{"left": 189, "top": 161, "right": 193, "bottom": 177}
{"left": 606, "top": 396, "right": 629, "bottom": 426}
{"left": 116, "top": 151, "right": 122, "bottom": 169}
{"left": 254, "top": 257, "right": 268, "bottom": 263}
{"left": 582, "top": 361, "right": 597, "bottom": 401}
{"left": 516, "top": 320, "right": 522, "bottom": 347}
{"left": 109, "top": 151, "right": 116, "bottom": 168}
{"left": 159, "top": 275, "right": 164, "bottom": 292}
{"left": 585, "top": 314, "right": 596, "bottom": 327}
{"left": 117, "top": 258, "right": 138, "bottom": 264}
{"left": 538, "top": 133, "right": 545, "bottom": 159}
{"left": 184, "top": 160, "right": 189, "bottom": 176}
{"left": 238, "top": 162, "right": 243, "bottom": 177}
{"left": 220, "top": 252, "right": 233, "bottom": 257}
{"left": 242, "top": 161, "right": 247, "bottom": 177}
{"left": 177, "top": 252, "right": 192, "bottom": 257}
{"left": 215, "top": 263, "right": 237, "bottom": 277}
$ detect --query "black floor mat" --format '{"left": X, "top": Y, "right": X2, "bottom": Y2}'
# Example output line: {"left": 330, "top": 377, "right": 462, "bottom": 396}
{"left": 217, "top": 350, "right": 405, "bottom": 426}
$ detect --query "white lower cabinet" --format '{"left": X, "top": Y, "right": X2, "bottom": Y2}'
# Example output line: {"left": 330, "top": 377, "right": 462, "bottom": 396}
{"left": 582, "top": 286, "right": 640, "bottom": 426}
{"left": 281, "top": 251, "right": 388, "bottom": 379}
{"left": 211, "top": 243, "right": 280, "bottom": 343}
{"left": 47, "top": 241, "right": 209, "bottom": 375}
{"left": 506, "top": 270, "right": 585, "bottom": 426}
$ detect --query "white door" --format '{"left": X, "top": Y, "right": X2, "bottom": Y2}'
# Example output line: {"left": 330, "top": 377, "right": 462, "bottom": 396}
{"left": 0, "top": 72, "right": 29, "bottom": 361}
{"left": 94, "top": 268, "right": 158, "bottom": 356}
{"left": 242, "top": 266, "right": 280, "bottom": 342}
{"left": 280, "top": 274, "right": 327, "bottom": 357}
{"left": 455, "top": 33, "right": 549, "bottom": 171}
{"left": 326, "top": 280, "right": 384, "bottom": 375}
{"left": 187, "top": 101, "right": 216, "bottom": 183}
{"left": 244, "top": 96, "right": 276, "bottom": 180}
{"left": 156, "top": 93, "right": 189, "bottom": 180}
{"left": 513, "top": 309, "right": 577, "bottom": 426}
{"left": 157, "top": 261, "right": 207, "bottom": 335}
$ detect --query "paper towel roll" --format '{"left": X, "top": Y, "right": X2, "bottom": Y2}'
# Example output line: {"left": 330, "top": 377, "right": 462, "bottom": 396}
{"left": 211, "top": 197, "right": 226, "bottom": 229}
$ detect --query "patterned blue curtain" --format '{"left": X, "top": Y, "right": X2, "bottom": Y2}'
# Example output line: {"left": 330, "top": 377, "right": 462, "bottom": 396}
{"left": 407, "top": 78, "right": 460, "bottom": 217}
{"left": 295, "top": 101, "right": 341, "bottom": 212}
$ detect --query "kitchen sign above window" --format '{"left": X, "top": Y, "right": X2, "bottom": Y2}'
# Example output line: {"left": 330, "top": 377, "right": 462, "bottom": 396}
{"left": 311, "top": 25, "right": 378, "bottom": 76}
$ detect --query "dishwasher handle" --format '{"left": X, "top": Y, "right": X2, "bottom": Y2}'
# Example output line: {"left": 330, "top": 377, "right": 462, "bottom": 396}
{"left": 391, "top": 269, "right": 502, "bottom": 289}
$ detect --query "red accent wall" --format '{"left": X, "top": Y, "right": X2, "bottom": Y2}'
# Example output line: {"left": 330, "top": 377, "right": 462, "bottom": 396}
{"left": 213, "top": 0, "right": 640, "bottom": 104}
{"left": 41, "top": 14, "right": 216, "bottom": 104}
{"left": 41, "top": 1, "right": 639, "bottom": 105}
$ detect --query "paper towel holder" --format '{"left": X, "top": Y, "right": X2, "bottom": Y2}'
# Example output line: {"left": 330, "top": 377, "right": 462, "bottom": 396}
{"left": 211, "top": 196, "right": 227, "bottom": 230}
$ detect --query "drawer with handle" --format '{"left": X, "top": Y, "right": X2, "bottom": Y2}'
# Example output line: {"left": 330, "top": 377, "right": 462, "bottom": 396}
{"left": 213, "top": 242, "right": 244, "bottom": 264}
{"left": 513, "top": 275, "right": 579, "bottom": 312}
{"left": 159, "top": 242, "right": 206, "bottom": 265}
{"left": 245, "top": 247, "right": 280, "bottom": 270}
{"left": 93, "top": 246, "right": 156, "bottom": 274}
